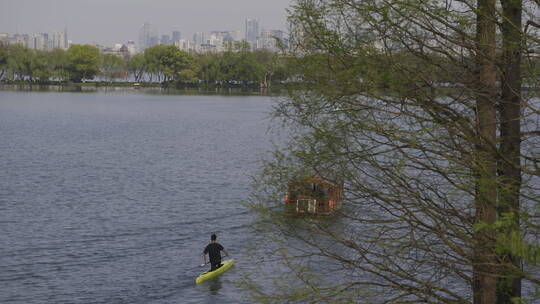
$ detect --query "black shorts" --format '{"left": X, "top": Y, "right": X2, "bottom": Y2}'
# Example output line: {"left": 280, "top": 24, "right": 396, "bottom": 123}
{"left": 210, "top": 262, "right": 222, "bottom": 271}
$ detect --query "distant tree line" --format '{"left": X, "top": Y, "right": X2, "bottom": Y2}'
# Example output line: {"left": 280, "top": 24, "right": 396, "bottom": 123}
{"left": 0, "top": 41, "right": 289, "bottom": 88}
{"left": 2, "top": 41, "right": 538, "bottom": 91}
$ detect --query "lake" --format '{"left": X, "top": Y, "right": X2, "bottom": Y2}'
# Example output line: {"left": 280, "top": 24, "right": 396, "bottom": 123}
{"left": 0, "top": 89, "right": 277, "bottom": 303}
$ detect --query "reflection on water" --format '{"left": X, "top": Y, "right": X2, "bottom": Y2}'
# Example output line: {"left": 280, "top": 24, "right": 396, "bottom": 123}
{"left": 208, "top": 278, "right": 222, "bottom": 295}
{"left": 0, "top": 84, "right": 282, "bottom": 96}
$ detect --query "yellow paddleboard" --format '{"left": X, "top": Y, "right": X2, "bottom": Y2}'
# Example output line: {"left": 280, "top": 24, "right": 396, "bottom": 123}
{"left": 195, "top": 259, "right": 235, "bottom": 284}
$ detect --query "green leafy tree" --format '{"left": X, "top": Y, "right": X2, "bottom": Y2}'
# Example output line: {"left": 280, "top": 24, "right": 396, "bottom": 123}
{"left": 66, "top": 44, "right": 100, "bottom": 82}
{"left": 254, "top": 49, "right": 288, "bottom": 87}
{"left": 160, "top": 46, "right": 198, "bottom": 82}
{"left": 234, "top": 50, "right": 263, "bottom": 85}
{"left": 100, "top": 54, "right": 126, "bottom": 83}
{"left": 31, "top": 49, "right": 52, "bottom": 82}
{"left": 0, "top": 44, "right": 8, "bottom": 80}
{"left": 48, "top": 48, "right": 69, "bottom": 81}
{"left": 143, "top": 45, "right": 166, "bottom": 82}
{"left": 249, "top": 0, "right": 540, "bottom": 303}
{"left": 6, "top": 44, "right": 33, "bottom": 81}
{"left": 195, "top": 53, "right": 222, "bottom": 84}
{"left": 143, "top": 45, "right": 198, "bottom": 83}
{"left": 127, "top": 53, "right": 146, "bottom": 82}
{"left": 194, "top": 43, "right": 286, "bottom": 87}
{"left": 221, "top": 41, "right": 263, "bottom": 85}
{"left": 177, "top": 68, "right": 198, "bottom": 83}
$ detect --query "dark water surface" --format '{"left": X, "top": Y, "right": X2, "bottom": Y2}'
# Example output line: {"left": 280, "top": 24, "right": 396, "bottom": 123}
{"left": 0, "top": 91, "right": 276, "bottom": 303}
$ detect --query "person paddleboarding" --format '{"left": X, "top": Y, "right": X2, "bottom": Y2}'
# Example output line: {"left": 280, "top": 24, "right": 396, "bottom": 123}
{"left": 203, "top": 234, "right": 229, "bottom": 271}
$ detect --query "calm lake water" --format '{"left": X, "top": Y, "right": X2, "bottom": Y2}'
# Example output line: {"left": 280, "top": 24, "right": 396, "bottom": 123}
{"left": 0, "top": 90, "right": 277, "bottom": 303}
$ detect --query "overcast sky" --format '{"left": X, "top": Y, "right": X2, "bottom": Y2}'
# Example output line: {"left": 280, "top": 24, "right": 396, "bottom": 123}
{"left": 0, "top": 0, "right": 293, "bottom": 45}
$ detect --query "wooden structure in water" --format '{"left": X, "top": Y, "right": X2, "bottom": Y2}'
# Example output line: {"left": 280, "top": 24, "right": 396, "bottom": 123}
{"left": 284, "top": 177, "right": 343, "bottom": 215}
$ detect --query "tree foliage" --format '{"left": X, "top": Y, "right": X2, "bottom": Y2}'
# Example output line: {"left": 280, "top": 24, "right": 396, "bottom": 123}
{"left": 0, "top": 45, "right": 71, "bottom": 82}
{"left": 66, "top": 44, "right": 100, "bottom": 82}
{"left": 48, "top": 48, "right": 69, "bottom": 81}
{"left": 250, "top": 0, "right": 540, "bottom": 303}
{"left": 100, "top": 53, "right": 125, "bottom": 82}
{"left": 0, "top": 43, "right": 290, "bottom": 87}
{"left": 127, "top": 53, "right": 145, "bottom": 82}
{"left": 193, "top": 41, "right": 289, "bottom": 87}
{"left": 143, "top": 45, "right": 198, "bottom": 83}
{"left": 0, "top": 44, "right": 7, "bottom": 79}
{"left": 6, "top": 44, "right": 34, "bottom": 81}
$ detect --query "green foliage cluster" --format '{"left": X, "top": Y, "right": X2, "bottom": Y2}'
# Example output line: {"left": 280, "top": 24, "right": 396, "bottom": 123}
{"left": 141, "top": 44, "right": 197, "bottom": 83}
{"left": 100, "top": 53, "right": 125, "bottom": 83}
{"left": 0, "top": 42, "right": 290, "bottom": 86}
{"left": 247, "top": 0, "right": 540, "bottom": 302}
{"left": 66, "top": 44, "right": 100, "bottom": 82}
{"left": 197, "top": 41, "right": 288, "bottom": 87}
{"left": 0, "top": 44, "right": 69, "bottom": 82}
{"left": 1, "top": 41, "right": 538, "bottom": 87}
{"left": 0, "top": 43, "right": 100, "bottom": 83}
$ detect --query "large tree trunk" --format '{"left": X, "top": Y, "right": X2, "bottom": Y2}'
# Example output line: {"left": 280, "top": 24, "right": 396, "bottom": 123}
{"left": 473, "top": 0, "right": 498, "bottom": 303}
{"left": 497, "top": 0, "right": 523, "bottom": 302}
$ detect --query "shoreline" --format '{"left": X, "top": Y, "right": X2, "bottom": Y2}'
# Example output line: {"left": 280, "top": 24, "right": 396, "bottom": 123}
{"left": 0, "top": 82, "right": 287, "bottom": 96}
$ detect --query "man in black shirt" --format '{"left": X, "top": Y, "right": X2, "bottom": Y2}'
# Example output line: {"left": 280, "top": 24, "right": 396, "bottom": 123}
{"left": 203, "top": 234, "right": 229, "bottom": 271}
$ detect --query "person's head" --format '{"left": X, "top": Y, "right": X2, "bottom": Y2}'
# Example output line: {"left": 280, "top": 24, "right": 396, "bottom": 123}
{"left": 211, "top": 234, "right": 217, "bottom": 242}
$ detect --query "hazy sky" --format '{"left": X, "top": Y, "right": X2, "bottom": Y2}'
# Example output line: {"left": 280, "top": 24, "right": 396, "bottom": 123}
{"left": 0, "top": 0, "right": 293, "bottom": 45}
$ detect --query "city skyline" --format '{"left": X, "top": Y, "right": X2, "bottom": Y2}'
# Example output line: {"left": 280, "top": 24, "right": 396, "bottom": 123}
{"left": 0, "top": 17, "right": 288, "bottom": 55}
{"left": 0, "top": 0, "right": 292, "bottom": 46}
{"left": 136, "top": 21, "right": 286, "bottom": 54}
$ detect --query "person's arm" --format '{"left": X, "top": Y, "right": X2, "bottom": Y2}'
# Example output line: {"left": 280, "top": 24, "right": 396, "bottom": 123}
{"left": 222, "top": 248, "right": 229, "bottom": 257}
{"left": 203, "top": 247, "right": 209, "bottom": 264}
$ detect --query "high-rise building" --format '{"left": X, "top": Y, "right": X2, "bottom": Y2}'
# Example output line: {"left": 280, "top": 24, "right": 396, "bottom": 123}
{"left": 63, "top": 31, "right": 68, "bottom": 49}
{"left": 12, "top": 34, "right": 25, "bottom": 47}
{"left": 0, "top": 28, "right": 67, "bottom": 50}
{"left": 257, "top": 29, "right": 286, "bottom": 51}
{"left": 175, "top": 39, "right": 196, "bottom": 53}
{"left": 32, "top": 33, "right": 49, "bottom": 50}
{"left": 245, "top": 18, "right": 260, "bottom": 47}
{"left": 207, "top": 32, "right": 225, "bottom": 51}
{"left": 172, "top": 31, "right": 182, "bottom": 43}
{"left": 149, "top": 36, "right": 160, "bottom": 47}
{"left": 126, "top": 40, "right": 137, "bottom": 55}
{"left": 199, "top": 43, "right": 217, "bottom": 53}
{"left": 210, "top": 31, "right": 239, "bottom": 43}
{"left": 52, "top": 31, "right": 68, "bottom": 49}
{"left": 193, "top": 32, "right": 205, "bottom": 46}
{"left": 229, "top": 30, "right": 242, "bottom": 42}
{"left": 161, "top": 35, "right": 171, "bottom": 45}
{"left": 22, "top": 34, "right": 31, "bottom": 49}
{"left": 138, "top": 22, "right": 151, "bottom": 52}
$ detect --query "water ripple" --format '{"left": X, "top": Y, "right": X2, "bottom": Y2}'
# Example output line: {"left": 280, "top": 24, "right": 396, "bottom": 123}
{"left": 0, "top": 91, "right": 275, "bottom": 304}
